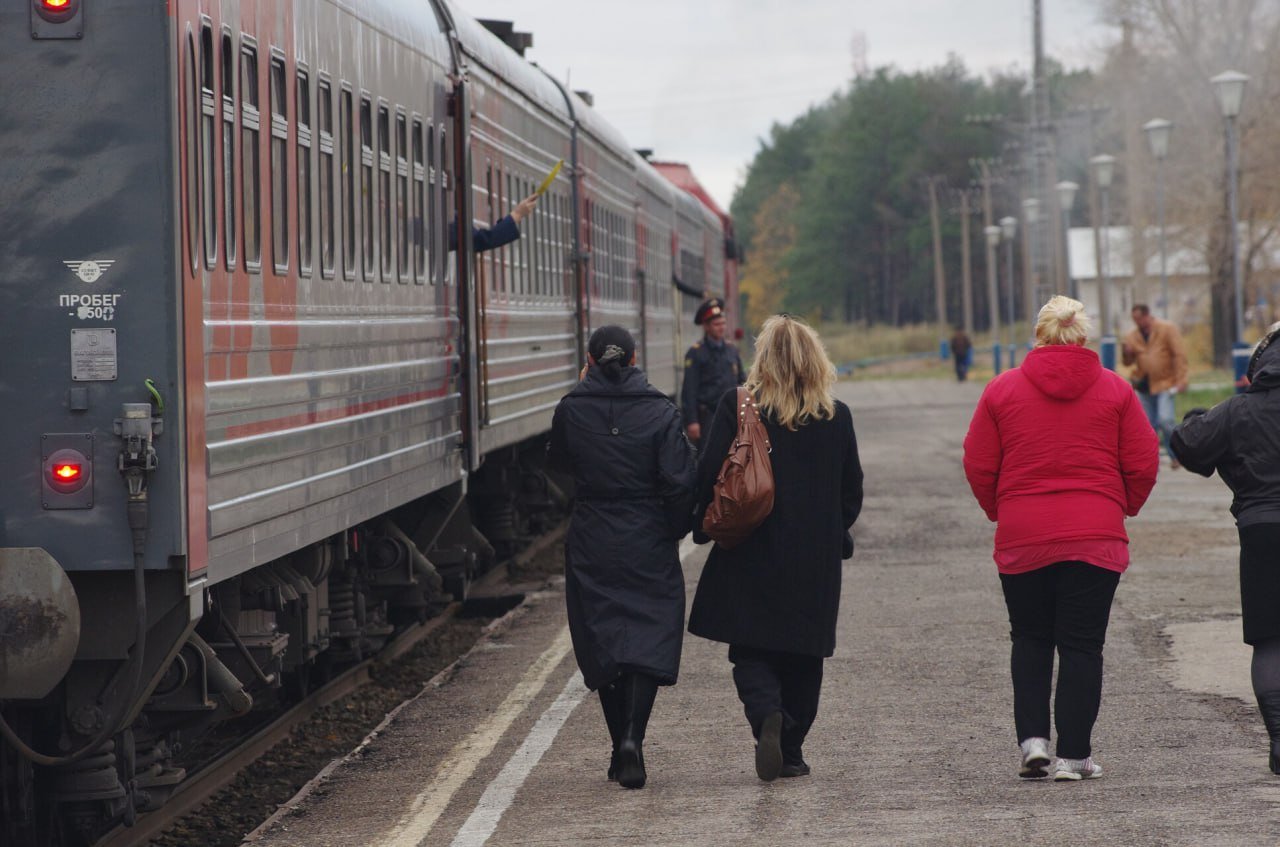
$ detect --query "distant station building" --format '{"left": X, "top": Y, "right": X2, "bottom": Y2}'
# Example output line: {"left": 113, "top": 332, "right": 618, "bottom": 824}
{"left": 1068, "top": 225, "right": 1280, "bottom": 335}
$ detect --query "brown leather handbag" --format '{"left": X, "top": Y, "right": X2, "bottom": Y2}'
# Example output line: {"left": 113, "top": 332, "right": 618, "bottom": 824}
{"left": 701, "top": 388, "right": 774, "bottom": 549}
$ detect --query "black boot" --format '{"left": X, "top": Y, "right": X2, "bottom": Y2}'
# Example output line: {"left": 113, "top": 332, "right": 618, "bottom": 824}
{"left": 755, "top": 711, "right": 784, "bottom": 782}
{"left": 617, "top": 673, "right": 658, "bottom": 789}
{"left": 598, "top": 681, "right": 626, "bottom": 781}
{"left": 1257, "top": 689, "right": 1280, "bottom": 775}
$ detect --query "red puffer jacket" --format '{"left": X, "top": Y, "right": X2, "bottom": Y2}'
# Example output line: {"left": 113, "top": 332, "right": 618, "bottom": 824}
{"left": 963, "top": 344, "right": 1159, "bottom": 573}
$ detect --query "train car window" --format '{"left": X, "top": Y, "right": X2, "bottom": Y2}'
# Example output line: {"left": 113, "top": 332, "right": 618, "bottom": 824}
{"left": 297, "top": 68, "right": 313, "bottom": 277}
{"left": 200, "top": 24, "right": 216, "bottom": 269}
{"left": 485, "top": 164, "right": 497, "bottom": 293}
{"left": 360, "top": 96, "right": 373, "bottom": 281}
{"left": 411, "top": 119, "right": 425, "bottom": 284}
{"left": 396, "top": 112, "right": 408, "bottom": 283}
{"left": 318, "top": 78, "right": 334, "bottom": 278}
{"left": 269, "top": 54, "right": 288, "bottom": 275}
{"left": 185, "top": 32, "right": 199, "bottom": 274}
{"left": 378, "top": 103, "right": 391, "bottom": 282}
{"left": 241, "top": 42, "right": 261, "bottom": 269}
{"left": 340, "top": 87, "right": 355, "bottom": 280}
{"left": 221, "top": 31, "right": 237, "bottom": 270}
{"left": 426, "top": 126, "right": 436, "bottom": 284}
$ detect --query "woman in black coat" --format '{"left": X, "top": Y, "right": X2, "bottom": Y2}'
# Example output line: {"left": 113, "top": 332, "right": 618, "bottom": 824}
{"left": 548, "top": 325, "right": 697, "bottom": 789}
{"left": 688, "top": 314, "right": 864, "bottom": 781}
{"left": 1171, "top": 324, "right": 1280, "bottom": 775}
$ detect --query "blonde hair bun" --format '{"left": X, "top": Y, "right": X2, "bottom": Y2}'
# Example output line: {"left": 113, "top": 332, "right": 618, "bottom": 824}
{"left": 1035, "top": 295, "right": 1092, "bottom": 347}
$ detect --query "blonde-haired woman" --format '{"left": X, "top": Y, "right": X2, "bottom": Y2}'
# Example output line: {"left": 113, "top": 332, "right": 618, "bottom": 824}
{"left": 689, "top": 315, "right": 864, "bottom": 781}
{"left": 964, "top": 296, "right": 1158, "bottom": 780}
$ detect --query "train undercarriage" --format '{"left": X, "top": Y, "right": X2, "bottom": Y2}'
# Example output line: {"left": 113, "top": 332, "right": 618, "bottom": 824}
{"left": 0, "top": 439, "right": 569, "bottom": 847}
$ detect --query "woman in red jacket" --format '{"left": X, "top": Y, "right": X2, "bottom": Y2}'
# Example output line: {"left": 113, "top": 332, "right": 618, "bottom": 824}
{"left": 964, "top": 296, "right": 1159, "bottom": 781}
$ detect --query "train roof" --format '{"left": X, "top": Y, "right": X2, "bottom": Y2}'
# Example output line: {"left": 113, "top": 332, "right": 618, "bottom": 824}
{"left": 343, "top": 0, "right": 455, "bottom": 58}
{"left": 444, "top": 3, "right": 572, "bottom": 123}
{"left": 651, "top": 161, "right": 731, "bottom": 232}
{"left": 634, "top": 153, "right": 679, "bottom": 204}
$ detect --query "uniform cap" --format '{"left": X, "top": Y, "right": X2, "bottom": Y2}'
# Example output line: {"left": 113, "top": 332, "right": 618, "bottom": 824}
{"left": 695, "top": 298, "right": 725, "bottom": 326}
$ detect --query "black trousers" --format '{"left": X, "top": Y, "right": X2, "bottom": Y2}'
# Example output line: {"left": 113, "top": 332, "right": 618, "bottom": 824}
{"left": 728, "top": 644, "right": 824, "bottom": 763}
{"left": 999, "top": 562, "right": 1120, "bottom": 760}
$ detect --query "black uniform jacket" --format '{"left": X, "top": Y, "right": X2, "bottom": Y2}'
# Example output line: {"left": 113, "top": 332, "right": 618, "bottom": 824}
{"left": 549, "top": 366, "right": 697, "bottom": 689}
{"left": 681, "top": 338, "right": 744, "bottom": 425}
{"left": 688, "top": 389, "right": 864, "bottom": 658}
{"left": 1171, "top": 342, "right": 1280, "bottom": 526}
{"left": 447, "top": 215, "right": 520, "bottom": 253}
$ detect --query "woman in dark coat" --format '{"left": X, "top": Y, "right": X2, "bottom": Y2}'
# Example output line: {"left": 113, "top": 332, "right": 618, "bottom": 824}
{"left": 688, "top": 314, "right": 864, "bottom": 781}
{"left": 548, "top": 325, "right": 697, "bottom": 790}
{"left": 1171, "top": 324, "right": 1280, "bottom": 775}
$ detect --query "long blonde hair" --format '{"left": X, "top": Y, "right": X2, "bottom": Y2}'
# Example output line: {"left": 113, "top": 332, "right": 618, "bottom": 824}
{"left": 745, "top": 315, "right": 837, "bottom": 430}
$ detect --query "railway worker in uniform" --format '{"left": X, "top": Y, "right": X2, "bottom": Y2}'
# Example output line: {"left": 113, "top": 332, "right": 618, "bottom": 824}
{"left": 963, "top": 296, "right": 1159, "bottom": 781}
{"left": 688, "top": 315, "right": 863, "bottom": 781}
{"left": 1171, "top": 323, "right": 1280, "bottom": 775}
{"left": 681, "top": 298, "right": 745, "bottom": 450}
{"left": 549, "top": 325, "right": 697, "bottom": 790}
{"left": 448, "top": 191, "right": 540, "bottom": 253}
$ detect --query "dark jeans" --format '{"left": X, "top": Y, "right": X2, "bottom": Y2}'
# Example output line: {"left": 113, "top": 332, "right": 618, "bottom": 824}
{"left": 954, "top": 356, "right": 969, "bottom": 382}
{"left": 999, "top": 562, "right": 1120, "bottom": 760}
{"left": 728, "top": 644, "right": 824, "bottom": 764}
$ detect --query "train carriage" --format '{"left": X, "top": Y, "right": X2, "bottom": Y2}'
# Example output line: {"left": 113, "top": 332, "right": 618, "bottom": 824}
{"left": 0, "top": 2, "right": 734, "bottom": 843}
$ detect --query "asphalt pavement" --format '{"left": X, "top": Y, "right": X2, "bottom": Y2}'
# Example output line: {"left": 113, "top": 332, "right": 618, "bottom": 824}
{"left": 246, "top": 378, "right": 1278, "bottom": 847}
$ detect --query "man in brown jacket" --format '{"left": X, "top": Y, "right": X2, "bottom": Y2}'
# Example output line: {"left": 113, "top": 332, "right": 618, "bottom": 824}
{"left": 1122, "top": 303, "right": 1189, "bottom": 465}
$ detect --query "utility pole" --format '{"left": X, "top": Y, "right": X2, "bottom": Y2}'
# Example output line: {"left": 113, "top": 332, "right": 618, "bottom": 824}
{"left": 929, "top": 177, "right": 948, "bottom": 327}
{"left": 981, "top": 161, "right": 1000, "bottom": 344}
{"left": 960, "top": 190, "right": 975, "bottom": 334}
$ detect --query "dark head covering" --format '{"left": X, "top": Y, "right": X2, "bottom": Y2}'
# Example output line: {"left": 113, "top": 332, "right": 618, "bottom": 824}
{"left": 1248, "top": 324, "right": 1280, "bottom": 381}
{"left": 695, "top": 298, "right": 725, "bottom": 326}
{"left": 587, "top": 325, "right": 636, "bottom": 381}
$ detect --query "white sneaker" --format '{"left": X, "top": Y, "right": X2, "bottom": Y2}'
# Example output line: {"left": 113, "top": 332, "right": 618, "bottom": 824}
{"left": 1053, "top": 756, "right": 1103, "bottom": 781}
{"left": 1018, "top": 737, "right": 1052, "bottom": 779}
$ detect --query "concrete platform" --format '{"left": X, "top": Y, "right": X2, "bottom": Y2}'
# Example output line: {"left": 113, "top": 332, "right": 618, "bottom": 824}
{"left": 247, "top": 379, "right": 1280, "bottom": 847}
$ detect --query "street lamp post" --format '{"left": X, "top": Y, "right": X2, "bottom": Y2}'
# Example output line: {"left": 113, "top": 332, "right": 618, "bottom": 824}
{"left": 1144, "top": 118, "right": 1173, "bottom": 319}
{"left": 1001, "top": 215, "right": 1019, "bottom": 367}
{"left": 1022, "top": 198, "right": 1040, "bottom": 338}
{"left": 1211, "top": 70, "right": 1250, "bottom": 384}
{"left": 1057, "top": 180, "right": 1079, "bottom": 301}
{"left": 985, "top": 224, "right": 1003, "bottom": 373}
{"left": 1091, "top": 154, "right": 1117, "bottom": 369}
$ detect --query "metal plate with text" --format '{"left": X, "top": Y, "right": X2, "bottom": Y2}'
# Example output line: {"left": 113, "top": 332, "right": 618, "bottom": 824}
{"left": 70, "top": 328, "right": 118, "bottom": 381}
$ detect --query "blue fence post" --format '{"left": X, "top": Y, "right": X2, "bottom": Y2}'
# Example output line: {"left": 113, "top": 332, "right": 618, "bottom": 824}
{"left": 940, "top": 339, "right": 950, "bottom": 360}
{"left": 993, "top": 343, "right": 1003, "bottom": 375}
{"left": 1006, "top": 343, "right": 1018, "bottom": 368}
{"left": 1100, "top": 335, "right": 1117, "bottom": 371}
{"left": 1234, "top": 341, "right": 1253, "bottom": 393}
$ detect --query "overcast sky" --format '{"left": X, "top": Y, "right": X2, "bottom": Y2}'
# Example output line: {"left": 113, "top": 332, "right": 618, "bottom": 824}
{"left": 457, "top": 1, "right": 1115, "bottom": 210}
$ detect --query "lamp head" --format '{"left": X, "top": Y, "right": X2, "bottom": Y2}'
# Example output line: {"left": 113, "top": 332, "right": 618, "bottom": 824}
{"left": 1022, "top": 198, "right": 1040, "bottom": 224}
{"left": 1056, "top": 181, "right": 1079, "bottom": 213}
{"left": 1211, "top": 71, "right": 1249, "bottom": 119}
{"left": 1143, "top": 118, "right": 1173, "bottom": 160}
{"left": 984, "top": 225, "right": 1002, "bottom": 248}
{"left": 999, "top": 216, "right": 1018, "bottom": 240}
{"left": 1090, "top": 154, "right": 1117, "bottom": 189}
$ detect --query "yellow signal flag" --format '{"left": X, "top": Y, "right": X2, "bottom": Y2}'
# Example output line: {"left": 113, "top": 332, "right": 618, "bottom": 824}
{"left": 535, "top": 160, "right": 564, "bottom": 196}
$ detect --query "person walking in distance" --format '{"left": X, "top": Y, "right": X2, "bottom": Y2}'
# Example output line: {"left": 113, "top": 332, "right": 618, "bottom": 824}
{"left": 964, "top": 296, "right": 1159, "bottom": 781}
{"left": 681, "top": 298, "right": 744, "bottom": 450}
{"left": 1122, "top": 303, "right": 1188, "bottom": 466}
{"left": 549, "top": 326, "right": 697, "bottom": 789}
{"left": 1171, "top": 324, "right": 1280, "bottom": 775}
{"left": 951, "top": 327, "right": 973, "bottom": 383}
{"left": 688, "top": 315, "right": 863, "bottom": 781}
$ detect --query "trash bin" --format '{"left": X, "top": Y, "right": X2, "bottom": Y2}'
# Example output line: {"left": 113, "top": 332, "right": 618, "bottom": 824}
{"left": 940, "top": 339, "right": 950, "bottom": 360}
{"left": 1100, "top": 335, "right": 1117, "bottom": 371}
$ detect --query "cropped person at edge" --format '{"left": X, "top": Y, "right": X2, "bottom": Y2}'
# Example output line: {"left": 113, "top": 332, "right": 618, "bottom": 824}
{"left": 548, "top": 325, "right": 697, "bottom": 790}
{"left": 688, "top": 314, "right": 864, "bottom": 782}
{"left": 964, "top": 296, "right": 1159, "bottom": 781}
{"left": 1171, "top": 322, "right": 1280, "bottom": 776}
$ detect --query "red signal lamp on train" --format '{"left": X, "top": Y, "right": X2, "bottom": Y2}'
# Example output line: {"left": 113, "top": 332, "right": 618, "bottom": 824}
{"left": 33, "top": 0, "right": 80, "bottom": 25}
{"left": 52, "top": 463, "right": 83, "bottom": 482}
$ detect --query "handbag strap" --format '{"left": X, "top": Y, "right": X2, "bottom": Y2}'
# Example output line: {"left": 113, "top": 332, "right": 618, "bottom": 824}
{"left": 735, "top": 387, "right": 772, "bottom": 452}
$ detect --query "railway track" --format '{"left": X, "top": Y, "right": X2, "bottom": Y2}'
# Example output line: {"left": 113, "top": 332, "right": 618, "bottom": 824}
{"left": 93, "top": 525, "right": 567, "bottom": 847}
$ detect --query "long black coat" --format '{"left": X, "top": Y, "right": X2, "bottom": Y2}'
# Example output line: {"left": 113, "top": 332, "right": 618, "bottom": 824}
{"left": 688, "top": 389, "right": 864, "bottom": 657}
{"left": 549, "top": 367, "right": 697, "bottom": 690}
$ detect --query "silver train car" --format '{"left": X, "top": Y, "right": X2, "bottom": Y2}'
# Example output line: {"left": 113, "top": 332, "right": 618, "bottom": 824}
{"left": 0, "top": 1, "right": 733, "bottom": 842}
